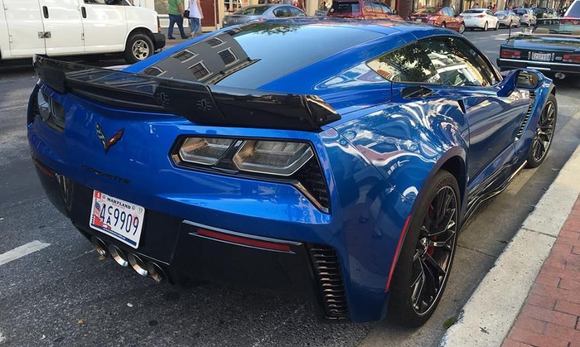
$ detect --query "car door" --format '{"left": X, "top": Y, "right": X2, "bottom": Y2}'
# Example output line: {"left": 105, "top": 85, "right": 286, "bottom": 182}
{"left": 80, "top": 0, "right": 128, "bottom": 53}
{"left": 388, "top": 37, "right": 529, "bottom": 188}
{"left": 38, "top": 0, "right": 85, "bottom": 55}
{"left": 2, "top": 0, "right": 46, "bottom": 58}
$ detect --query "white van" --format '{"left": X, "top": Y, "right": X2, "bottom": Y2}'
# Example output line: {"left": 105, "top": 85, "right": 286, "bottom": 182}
{"left": 0, "top": 0, "right": 165, "bottom": 63}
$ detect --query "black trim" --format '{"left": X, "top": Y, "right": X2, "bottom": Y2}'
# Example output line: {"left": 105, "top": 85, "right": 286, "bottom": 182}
{"left": 33, "top": 56, "right": 340, "bottom": 131}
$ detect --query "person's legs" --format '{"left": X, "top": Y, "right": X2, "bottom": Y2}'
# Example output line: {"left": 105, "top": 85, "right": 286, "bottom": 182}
{"left": 167, "top": 14, "right": 177, "bottom": 39}
{"left": 176, "top": 16, "right": 187, "bottom": 39}
{"left": 189, "top": 18, "right": 200, "bottom": 37}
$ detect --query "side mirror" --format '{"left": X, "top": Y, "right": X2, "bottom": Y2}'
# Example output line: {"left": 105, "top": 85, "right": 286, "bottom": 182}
{"left": 497, "top": 69, "right": 540, "bottom": 97}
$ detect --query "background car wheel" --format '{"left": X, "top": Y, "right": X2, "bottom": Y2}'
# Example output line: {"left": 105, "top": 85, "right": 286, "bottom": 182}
{"left": 526, "top": 94, "right": 557, "bottom": 168}
{"left": 124, "top": 32, "right": 154, "bottom": 64}
{"left": 458, "top": 23, "right": 465, "bottom": 33}
{"left": 483, "top": 21, "right": 488, "bottom": 31}
{"left": 441, "top": 22, "right": 446, "bottom": 28}
{"left": 388, "top": 170, "right": 460, "bottom": 327}
{"left": 495, "top": 22, "right": 499, "bottom": 30}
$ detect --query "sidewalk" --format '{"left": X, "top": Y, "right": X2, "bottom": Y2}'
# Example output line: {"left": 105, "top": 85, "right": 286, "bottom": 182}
{"left": 503, "top": 197, "right": 580, "bottom": 347}
{"left": 442, "top": 146, "right": 580, "bottom": 347}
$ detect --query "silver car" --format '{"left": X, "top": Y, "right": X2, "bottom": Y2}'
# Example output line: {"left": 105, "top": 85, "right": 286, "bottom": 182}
{"left": 223, "top": 4, "right": 306, "bottom": 27}
{"left": 494, "top": 10, "right": 520, "bottom": 28}
{"left": 514, "top": 8, "right": 537, "bottom": 26}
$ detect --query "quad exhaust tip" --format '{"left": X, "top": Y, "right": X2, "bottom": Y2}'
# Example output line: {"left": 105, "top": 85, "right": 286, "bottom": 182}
{"left": 146, "top": 262, "right": 165, "bottom": 283}
{"left": 91, "top": 236, "right": 108, "bottom": 258}
{"left": 128, "top": 253, "right": 149, "bottom": 277}
{"left": 108, "top": 244, "right": 129, "bottom": 267}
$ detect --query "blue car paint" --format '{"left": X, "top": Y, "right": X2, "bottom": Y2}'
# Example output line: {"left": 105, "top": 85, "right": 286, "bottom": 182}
{"left": 28, "top": 19, "right": 555, "bottom": 322}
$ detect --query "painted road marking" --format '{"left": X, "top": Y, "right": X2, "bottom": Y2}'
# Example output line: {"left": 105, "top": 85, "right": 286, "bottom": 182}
{"left": 0, "top": 241, "right": 50, "bottom": 267}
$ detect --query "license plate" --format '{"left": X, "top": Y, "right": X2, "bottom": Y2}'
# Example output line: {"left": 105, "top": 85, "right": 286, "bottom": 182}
{"left": 531, "top": 52, "right": 552, "bottom": 61}
{"left": 89, "top": 191, "right": 145, "bottom": 248}
{"left": 415, "top": 19, "right": 422, "bottom": 22}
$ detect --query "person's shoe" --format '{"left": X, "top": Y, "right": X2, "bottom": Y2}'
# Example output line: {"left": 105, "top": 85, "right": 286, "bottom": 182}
{"left": 168, "top": 37, "right": 176, "bottom": 40}
{"left": 180, "top": 36, "right": 188, "bottom": 39}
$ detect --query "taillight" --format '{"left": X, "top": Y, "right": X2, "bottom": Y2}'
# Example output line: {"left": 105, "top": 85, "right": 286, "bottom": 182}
{"left": 562, "top": 53, "right": 580, "bottom": 63}
{"left": 500, "top": 49, "right": 521, "bottom": 59}
{"left": 476, "top": 14, "right": 485, "bottom": 17}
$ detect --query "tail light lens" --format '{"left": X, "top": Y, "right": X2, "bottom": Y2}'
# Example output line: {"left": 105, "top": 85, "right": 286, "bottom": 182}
{"left": 173, "top": 137, "right": 329, "bottom": 211}
{"left": 233, "top": 140, "right": 313, "bottom": 176}
{"left": 500, "top": 49, "right": 521, "bottom": 59}
{"left": 178, "top": 137, "right": 234, "bottom": 165}
{"left": 562, "top": 53, "right": 580, "bottom": 63}
{"left": 477, "top": 14, "right": 485, "bottom": 17}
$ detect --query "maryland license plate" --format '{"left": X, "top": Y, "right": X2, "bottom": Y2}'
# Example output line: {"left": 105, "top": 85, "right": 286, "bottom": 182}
{"left": 531, "top": 52, "right": 552, "bottom": 61}
{"left": 89, "top": 191, "right": 145, "bottom": 248}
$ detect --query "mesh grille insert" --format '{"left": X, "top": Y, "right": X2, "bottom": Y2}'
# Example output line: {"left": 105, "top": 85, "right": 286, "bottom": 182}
{"left": 308, "top": 245, "right": 348, "bottom": 319}
{"left": 516, "top": 90, "right": 536, "bottom": 140}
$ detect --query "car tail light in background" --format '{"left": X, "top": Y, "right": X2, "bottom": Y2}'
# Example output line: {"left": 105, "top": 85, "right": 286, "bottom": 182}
{"left": 562, "top": 53, "right": 580, "bottom": 63}
{"left": 173, "top": 137, "right": 330, "bottom": 211}
{"left": 30, "top": 86, "right": 65, "bottom": 131}
{"left": 233, "top": 140, "right": 313, "bottom": 176}
{"left": 500, "top": 49, "right": 521, "bottom": 59}
{"left": 179, "top": 137, "right": 234, "bottom": 165}
{"left": 476, "top": 14, "right": 485, "bottom": 17}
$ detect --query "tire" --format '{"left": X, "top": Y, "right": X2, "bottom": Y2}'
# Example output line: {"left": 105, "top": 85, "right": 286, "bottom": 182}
{"left": 441, "top": 22, "right": 446, "bottom": 28}
{"left": 526, "top": 94, "right": 557, "bottom": 168}
{"left": 494, "top": 21, "right": 499, "bottom": 30}
{"left": 458, "top": 23, "right": 465, "bottom": 34}
{"left": 124, "top": 32, "right": 154, "bottom": 64}
{"left": 483, "top": 21, "right": 488, "bottom": 31}
{"left": 388, "top": 170, "right": 460, "bottom": 327}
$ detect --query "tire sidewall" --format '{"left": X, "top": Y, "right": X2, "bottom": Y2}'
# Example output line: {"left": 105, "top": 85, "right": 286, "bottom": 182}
{"left": 125, "top": 33, "right": 154, "bottom": 64}
{"left": 526, "top": 94, "right": 558, "bottom": 168}
{"left": 388, "top": 170, "right": 460, "bottom": 327}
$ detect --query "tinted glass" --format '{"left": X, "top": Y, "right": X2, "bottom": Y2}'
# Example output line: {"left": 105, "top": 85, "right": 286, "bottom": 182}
{"left": 289, "top": 7, "right": 305, "bottom": 16}
{"left": 495, "top": 11, "right": 508, "bottom": 15}
{"left": 368, "top": 37, "right": 498, "bottom": 86}
{"left": 371, "top": 3, "right": 381, "bottom": 12}
{"left": 567, "top": 1, "right": 580, "bottom": 17}
{"left": 145, "top": 23, "right": 382, "bottom": 88}
{"left": 329, "top": 2, "right": 361, "bottom": 14}
{"left": 464, "top": 9, "right": 485, "bottom": 13}
{"left": 235, "top": 6, "right": 270, "bottom": 15}
{"left": 515, "top": 9, "right": 527, "bottom": 15}
{"left": 273, "top": 6, "right": 293, "bottom": 17}
{"left": 423, "top": 37, "right": 497, "bottom": 87}
{"left": 381, "top": 5, "right": 392, "bottom": 13}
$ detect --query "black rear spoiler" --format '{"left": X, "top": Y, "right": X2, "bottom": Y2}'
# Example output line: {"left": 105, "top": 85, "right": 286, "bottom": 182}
{"left": 33, "top": 56, "right": 340, "bottom": 131}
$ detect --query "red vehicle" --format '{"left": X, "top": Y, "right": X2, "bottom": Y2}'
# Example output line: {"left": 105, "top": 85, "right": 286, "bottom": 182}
{"left": 327, "top": 0, "right": 403, "bottom": 20}
{"left": 409, "top": 6, "right": 465, "bottom": 33}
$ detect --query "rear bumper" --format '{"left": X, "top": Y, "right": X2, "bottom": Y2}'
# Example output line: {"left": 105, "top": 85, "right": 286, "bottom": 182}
{"left": 152, "top": 33, "right": 166, "bottom": 50}
{"left": 497, "top": 58, "right": 580, "bottom": 75}
{"left": 463, "top": 18, "right": 487, "bottom": 28}
{"left": 32, "top": 160, "right": 348, "bottom": 319}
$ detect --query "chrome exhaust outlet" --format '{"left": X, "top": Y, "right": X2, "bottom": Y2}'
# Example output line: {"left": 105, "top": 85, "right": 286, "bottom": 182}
{"left": 91, "top": 236, "right": 108, "bottom": 258}
{"left": 146, "top": 262, "right": 166, "bottom": 283}
{"left": 555, "top": 72, "right": 566, "bottom": 80}
{"left": 128, "top": 253, "right": 148, "bottom": 277}
{"left": 108, "top": 244, "right": 129, "bottom": 267}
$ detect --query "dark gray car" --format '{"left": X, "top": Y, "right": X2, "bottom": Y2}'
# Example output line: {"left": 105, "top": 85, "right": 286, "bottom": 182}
{"left": 222, "top": 4, "right": 306, "bottom": 27}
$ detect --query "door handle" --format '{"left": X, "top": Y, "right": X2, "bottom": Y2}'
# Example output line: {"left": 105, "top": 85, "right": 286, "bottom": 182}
{"left": 401, "top": 85, "right": 434, "bottom": 99}
{"left": 42, "top": 6, "right": 49, "bottom": 18}
{"left": 81, "top": 6, "right": 87, "bottom": 18}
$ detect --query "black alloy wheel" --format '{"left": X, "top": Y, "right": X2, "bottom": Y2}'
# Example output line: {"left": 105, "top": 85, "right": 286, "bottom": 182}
{"left": 527, "top": 94, "right": 557, "bottom": 168}
{"left": 388, "top": 170, "right": 460, "bottom": 327}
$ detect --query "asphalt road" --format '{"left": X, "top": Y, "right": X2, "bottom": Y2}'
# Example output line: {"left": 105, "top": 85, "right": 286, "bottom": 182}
{"left": 0, "top": 28, "right": 579, "bottom": 347}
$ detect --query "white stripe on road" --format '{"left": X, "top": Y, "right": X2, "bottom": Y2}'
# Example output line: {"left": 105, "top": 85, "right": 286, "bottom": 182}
{"left": 0, "top": 241, "right": 50, "bottom": 267}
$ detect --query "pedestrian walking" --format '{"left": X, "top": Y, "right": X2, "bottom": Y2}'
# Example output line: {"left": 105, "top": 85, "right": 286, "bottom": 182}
{"left": 186, "top": 0, "right": 204, "bottom": 37}
{"left": 167, "top": 0, "right": 188, "bottom": 40}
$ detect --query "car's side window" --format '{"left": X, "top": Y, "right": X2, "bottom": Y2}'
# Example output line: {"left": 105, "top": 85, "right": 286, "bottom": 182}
{"left": 367, "top": 43, "right": 441, "bottom": 84}
{"left": 421, "top": 37, "right": 498, "bottom": 87}
{"left": 289, "top": 7, "right": 305, "bottom": 16}
{"left": 274, "top": 7, "right": 292, "bottom": 17}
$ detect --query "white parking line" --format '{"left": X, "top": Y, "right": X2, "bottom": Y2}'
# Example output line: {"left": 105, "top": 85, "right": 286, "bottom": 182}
{"left": 0, "top": 241, "right": 50, "bottom": 267}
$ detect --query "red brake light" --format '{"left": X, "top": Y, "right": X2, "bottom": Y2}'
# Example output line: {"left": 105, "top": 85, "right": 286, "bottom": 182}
{"left": 501, "top": 49, "right": 521, "bottom": 59}
{"left": 195, "top": 228, "right": 293, "bottom": 253}
{"left": 562, "top": 53, "right": 580, "bottom": 63}
{"left": 476, "top": 14, "right": 485, "bottom": 17}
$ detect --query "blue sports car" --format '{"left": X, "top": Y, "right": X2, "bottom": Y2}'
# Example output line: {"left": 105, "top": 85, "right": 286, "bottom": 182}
{"left": 28, "top": 19, "right": 557, "bottom": 326}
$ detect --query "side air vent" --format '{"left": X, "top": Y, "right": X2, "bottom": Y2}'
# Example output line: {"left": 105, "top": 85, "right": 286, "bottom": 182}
{"left": 308, "top": 245, "right": 348, "bottom": 319}
{"left": 516, "top": 90, "right": 536, "bottom": 140}
{"left": 294, "top": 159, "right": 330, "bottom": 212}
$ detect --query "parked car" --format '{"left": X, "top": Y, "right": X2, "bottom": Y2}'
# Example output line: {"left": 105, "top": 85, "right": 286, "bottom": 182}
{"left": 514, "top": 8, "right": 537, "bottom": 26}
{"left": 409, "top": 7, "right": 465, "bottom": 33}
{"left": 327, "top": 0, "right": 402, "bottom": 20}
{"left": 223, "top": 4, "right": 305, "bottom": 27}
{"left": 460, "top": 8, "right": 499, "bottom": 30}
{"left": 498, "top": 18, "right": 580, "bottom": 79}
{"left": 565, "top": 0, "right": 580, "bottom": 17}
{"left": 0, "top": 0, "right": 164, "bottom": 63}
{"left": 30, "top": 18, "right": 556, "bottom": 326}
{"left": 494, "top": 10, "right": 520, "bottom": 28}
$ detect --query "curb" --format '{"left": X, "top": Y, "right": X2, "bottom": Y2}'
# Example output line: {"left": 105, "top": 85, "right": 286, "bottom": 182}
{"left": 440, "top": 146, "right": 580, "bottom": 347}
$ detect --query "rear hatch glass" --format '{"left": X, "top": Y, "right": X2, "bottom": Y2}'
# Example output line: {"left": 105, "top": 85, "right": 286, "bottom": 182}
{"left": 329, "top": 2, "right": 361, "bottom": 16}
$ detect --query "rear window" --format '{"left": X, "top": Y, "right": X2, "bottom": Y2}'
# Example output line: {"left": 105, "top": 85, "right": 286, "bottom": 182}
{"left": 566, "top": 1, "right": 580, "bottom": 17}
{"left": 329, "top": 2, "right": 361, "bottom": 14}
{"left": 515, "top": 9, "right": 528, "bottom": 15}
{"left": 463, "top": 9, "right": 484, "bottom": 13}
{"left": 143, "top": 23, "right": 382, "bottom": 89}
{"left": 235, "top": 6, "right": 269, "bottom": 15}
{"left": 415, "top": 7, "right": 437, "bottom": 14}
{"left": 495, "top": 11, "right": 508, "bottom": 15}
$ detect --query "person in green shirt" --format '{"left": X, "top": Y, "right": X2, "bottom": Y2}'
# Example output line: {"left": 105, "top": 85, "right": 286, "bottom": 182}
{"left": 167, "top": 0, "right": 187, "bottom": 40}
